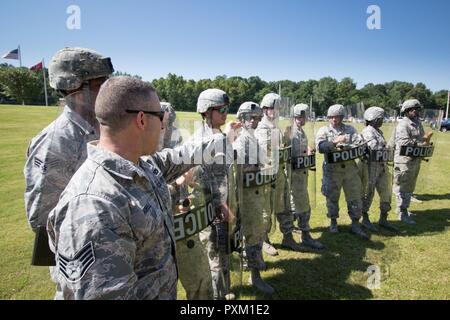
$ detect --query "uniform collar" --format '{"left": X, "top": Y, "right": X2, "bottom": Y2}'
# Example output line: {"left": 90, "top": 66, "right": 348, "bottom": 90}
{"left": 87, "top": 142, "right": 147, "bottom": 180}
{"left": 64, "top": 105, "right": 95, "bottom": 135}
{"left": 261, "top": 116, "right": 276, "bottom": 129}
{"left": 403, "top": 116, "right": 420, "bottom": 127}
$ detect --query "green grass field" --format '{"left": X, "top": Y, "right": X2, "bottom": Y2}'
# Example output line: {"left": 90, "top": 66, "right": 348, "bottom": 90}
{"left": 0, "top": 105, "right": 449, "bottom": 300}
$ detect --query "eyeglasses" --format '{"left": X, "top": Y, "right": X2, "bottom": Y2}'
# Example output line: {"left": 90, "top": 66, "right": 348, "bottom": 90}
{"left": 211, "top": 106, "right": 229, "bottom": 114}
{"left": 125, "top": 109, "right": 165, "bottom": 122}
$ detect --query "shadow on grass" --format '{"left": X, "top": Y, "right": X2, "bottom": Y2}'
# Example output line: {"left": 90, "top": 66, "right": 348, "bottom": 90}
{"left": 235, "top": 229, "right": 385, "bottom": 300}
{"left": 413, "top": 193, "right": 450, "bottom": 201}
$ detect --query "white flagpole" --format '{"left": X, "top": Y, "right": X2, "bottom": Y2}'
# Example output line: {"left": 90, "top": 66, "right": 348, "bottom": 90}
{"left": 19, "top": 45, "right": 24, "bottom": 105}
{"left": 18, "top": 45, "right": 22, "bottom": 67}
{"left": 42, "top": 58, "right": 48, "bottom": 106}
{"left": 446, "top": 91, "right": 449, "bottom": 119}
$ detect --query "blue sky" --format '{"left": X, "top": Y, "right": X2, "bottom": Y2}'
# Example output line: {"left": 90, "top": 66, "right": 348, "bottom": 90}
{"left": 1, "top": 0, "right": 449, "bottom": 91}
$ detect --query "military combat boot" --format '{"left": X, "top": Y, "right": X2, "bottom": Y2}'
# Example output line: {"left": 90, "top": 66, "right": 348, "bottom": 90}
{"left": 378, "top": 211, "right": 399, "bottom": 232}
{"left": 301, "top": 232, "right": 325, "bottom": 250}
{"left": 329, "top": 218, "right": 339, "bottom": 233}
{"left": 362, "top": 212, "right": 379, "bottom": 232}
{"left": 248, "top": 269, "right": 274, "bottom": 295}
{"left": 281, "top": 233, "right": 302, "bottom": 251}
{"left": 350, "top": 220, "right": 369, "bottom": 240}
{"left": 262, "top": 236, "right": 279, "bottom": 256}
{"left": 399, "top": 210, "right": 416, "bottom": 225}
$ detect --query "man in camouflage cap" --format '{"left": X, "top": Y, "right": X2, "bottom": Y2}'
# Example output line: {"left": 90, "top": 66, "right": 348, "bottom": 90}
{"left": 193, "top": 88, "right": 235, "bottom": 300}
{"left": 316, "top": 104, "right": 369, "bottom": 239}
{"left": 24, "top": 47, "right": 114, "bottom": 272}
{"left": 47, "top": 76, "right": 229, "bottom": 299}
{"left": 255, "top": 93, "right": 301, "bottom": 256}
{"left": 359, "top": 107, "right": 398, "bottom": 232}
{"left": 393, "top": 99, "right": 432, "bottom": 224}
{"left": 233, "top": 102, "right": 274, "bottom": 294}
{"left": 287, "top": 104, "right": 325, "bottom": 249}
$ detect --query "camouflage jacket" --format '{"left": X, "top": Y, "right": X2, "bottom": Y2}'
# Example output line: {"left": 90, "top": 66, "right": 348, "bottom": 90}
{"left": 289, "top": 126, "right": 308, "bottom": 158}
{"left": 48, "top": 135, "right": 226, "bottom": 300}
{"left": 316, "top": 123, "right": 364, "bottom": 164}
{"left": 394, "top": 117, "right": 425, "bottom": 164}
{"left": 361, "top": 125, "right": 387, "bottom": 151}
{"left": 233, "top": 127, "right": 268, "bottom": 170}
{"left": 24, "top": 106, "right": 97, "bottom": 231}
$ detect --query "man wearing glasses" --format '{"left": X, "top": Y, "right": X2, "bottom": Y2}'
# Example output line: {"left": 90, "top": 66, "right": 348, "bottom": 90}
{"left": 47, "top": 76, "right": 228, "bottom": 299}
{"left": 393, "top": 99, "right": 432, "bottom": 225}
{"left": 24, "top": 47, "right": 114, "bottom": 274}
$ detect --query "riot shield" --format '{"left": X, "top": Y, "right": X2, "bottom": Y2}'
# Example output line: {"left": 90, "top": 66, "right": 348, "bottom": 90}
{"left": 234, "top": 125, "right": 276, "bottom": 276}
{"left": 271, "top": 96, "right": 294, "bottom": 236}
{"left": 289, "top": 102, "right": 317, "bottom": 236}
{"left": 415, "top": 108, "right": 444, "bottom": 198}
{"left": 175, "top": 112, "right": 238, "bottom": 300}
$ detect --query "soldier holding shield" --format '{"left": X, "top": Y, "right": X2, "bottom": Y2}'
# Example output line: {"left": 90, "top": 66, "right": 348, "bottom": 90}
{"left": 316, "top": 104, "right": 369, "bottom": 239}
{"left": 393, "top": 99, "right": 433, "bottom": 225}
{"left": 359, "top": 107, "right": 398, "bottom": 232}
{"left": 287, "top": 104, "right": 324, "bottom": 250}
{"left": 233, "top": 102, "right": 275, "bottom": 294}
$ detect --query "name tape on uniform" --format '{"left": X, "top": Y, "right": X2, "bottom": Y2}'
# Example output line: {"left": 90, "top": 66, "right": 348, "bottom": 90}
{"left": 368, "top": 149, "right": 394, "bottom": 162}
{"left": 400, "top": 145, "right": 434, "bottom": 158}
{"left": 243, "top": 169, "right": 277, "bottom": 188}
{"left": 173, "top": 201, "right": 215, "bottom": 241}
{"left": 292, "top": 155, "right": 316, "bottom": 170}
{"left": 326, "top": 143, "right": 368, "bottom": 163}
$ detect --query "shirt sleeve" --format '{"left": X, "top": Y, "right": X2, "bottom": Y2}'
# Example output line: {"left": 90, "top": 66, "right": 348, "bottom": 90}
{"left": 50, "top": 194, "right": 143, "bottom": 300}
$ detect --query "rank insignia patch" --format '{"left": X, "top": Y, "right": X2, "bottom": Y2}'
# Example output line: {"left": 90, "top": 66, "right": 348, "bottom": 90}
{"left": 58, "top": 242, "right": 95, "bottom": 283}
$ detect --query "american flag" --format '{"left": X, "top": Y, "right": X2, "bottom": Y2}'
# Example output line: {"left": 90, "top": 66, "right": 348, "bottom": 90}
{"left": 2, "top": 48, "right": 19, "bottom": 60}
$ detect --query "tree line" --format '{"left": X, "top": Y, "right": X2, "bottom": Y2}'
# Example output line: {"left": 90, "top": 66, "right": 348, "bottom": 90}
{"left": 1, "top": 64, "right": 447, "bottom": 115}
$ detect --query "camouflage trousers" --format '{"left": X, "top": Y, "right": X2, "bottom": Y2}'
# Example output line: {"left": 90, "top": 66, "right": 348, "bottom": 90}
{"left": 265, "top": 164, "right": 294, "bottom": 235}
{"left": 177, "top": 234, "right": 213, "bottom": 300}
{"left": 359, "top": 161, "right": 392, "bottom": 214}
{"left": 393, "top": 160, "right": 421, "bottom": 212}
{"left": 321, "top": 161, "right": 362, "bottom": 220}
{"left": 291, "top": 169, "right": 311, "bottom": 232}
{"left": 199, "top": 223, "right": 230, "bottom": 300}
{"left": 241, "top": 186, "right": 267, "bottom": 270}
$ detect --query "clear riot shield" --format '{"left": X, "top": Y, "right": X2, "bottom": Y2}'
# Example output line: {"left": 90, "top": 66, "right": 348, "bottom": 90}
{"left": 271, "top": 96, "right": 293, "bottom": 236}
{"left": 415, "top": 108, "right": 444, "bottom": 197}
{"left": 289, "top": 102, "right": 317, "bottom": 231}
{"left": 234, "top": 125, "right": 276, "bottom": 275}
{"left": 175, "top": 113, "right": 237, "bottom": 300}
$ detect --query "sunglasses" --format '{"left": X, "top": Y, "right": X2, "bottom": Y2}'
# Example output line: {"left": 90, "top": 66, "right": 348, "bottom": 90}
{"left": 211, "top": 106, "right": 229, "bottom": 114}
{"left": 125, "top": 109, "right": 165, "bottom": 122}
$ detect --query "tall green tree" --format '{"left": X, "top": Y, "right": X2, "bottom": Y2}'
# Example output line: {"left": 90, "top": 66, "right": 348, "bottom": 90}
{"left": 0, "top": 67, "right": 42, "bottom": 105}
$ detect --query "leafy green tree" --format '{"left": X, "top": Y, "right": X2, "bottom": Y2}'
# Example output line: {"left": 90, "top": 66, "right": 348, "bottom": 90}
{"left": 0, "top": 67, "right": 42, "bottom": 104}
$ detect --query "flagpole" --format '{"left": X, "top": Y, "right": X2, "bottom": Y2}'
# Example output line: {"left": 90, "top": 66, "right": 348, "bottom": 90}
{"left": 18, "top": 45, "right": 24, "bottom": 105}
{"left": 18, "top": 45, "right": 22, "bottom": 67}
{"left": 42, "top": 58, "right": 49, "bottom": 106}
{"left": 446, "top": 91, "right": 449, "bottom": 120}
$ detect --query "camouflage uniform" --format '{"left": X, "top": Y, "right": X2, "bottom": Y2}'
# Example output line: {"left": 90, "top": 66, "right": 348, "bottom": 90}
{"left": 316, "top": 119, "right": 364, "bottom": 223}
{"left": 47, "top": 135, "right": 226, "bottom": 300}
{"left": 393, "top": 115, "right": 424, "bottom": 217}
{"left": 256, "top": 116, "right": 293, "bottom": 235}
{"left": 289, "top": 125, "right": 313, "bottom": 232}
{"left": 360, "top": 125, "right": 392, "bottom": 216}
{"left": 234, "top": 101, "right": 274, "bottom": 294}
{"left": 24, "top": 106, "right": 97, "bottom": 231}
{"left": 162, "top": 113, "right": 213, "bottom": 300}
{"left": 233, "top": 122, "right": 269, "bottom": 270}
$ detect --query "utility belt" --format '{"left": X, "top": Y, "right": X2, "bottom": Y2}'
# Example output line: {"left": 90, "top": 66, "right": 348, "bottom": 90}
{"left": 173, "top": 199, "right": 215, "bottom": 241}
{"left": 243, "top": 167, "right": 277, "bottom": 188}
{"left": 326, "top": 143, "right": 368, "bottom": 164}
{"left": 399, "top": 145, "right": 434, "bottom": 158}
{"left": 291, "top": 154, "right": 316, "bottom": 170}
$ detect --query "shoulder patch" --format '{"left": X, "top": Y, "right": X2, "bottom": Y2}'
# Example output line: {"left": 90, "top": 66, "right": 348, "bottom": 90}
{"left": 57, "top": 242, "right": 95, "bottom": 283}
